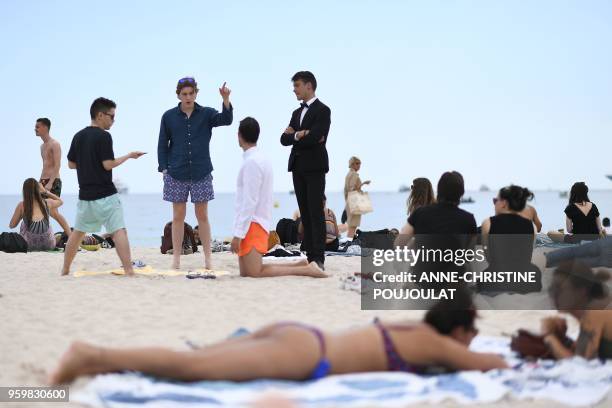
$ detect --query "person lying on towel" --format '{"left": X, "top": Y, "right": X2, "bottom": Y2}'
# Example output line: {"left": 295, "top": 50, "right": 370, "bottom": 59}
{"left": 49, "top": 290, "right": 507, "bottom": 385}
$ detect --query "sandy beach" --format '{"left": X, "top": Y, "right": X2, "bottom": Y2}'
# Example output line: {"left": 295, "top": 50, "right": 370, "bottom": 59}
{"left": 1, "top": 247, "right": 611, "bottom": 408}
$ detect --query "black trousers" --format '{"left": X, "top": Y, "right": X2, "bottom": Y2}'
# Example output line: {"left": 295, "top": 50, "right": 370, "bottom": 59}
{"left": 292, "top": 171, "right": 326, "bottom": 263}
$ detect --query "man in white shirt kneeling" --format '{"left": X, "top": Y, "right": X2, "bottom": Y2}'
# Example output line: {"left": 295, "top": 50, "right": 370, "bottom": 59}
{"left": 230, "top": 117, "right": 328, "bottom": 278}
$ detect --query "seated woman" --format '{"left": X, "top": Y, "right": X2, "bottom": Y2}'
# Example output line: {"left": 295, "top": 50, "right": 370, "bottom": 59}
{"left": 519, "top": 204, "right": 542, "bottom": 233}
{"left": 299, "top": 195, "right": 340, "bottom": 251}
{"left": 478, "top": 185, "right": 541, "bottom": 294}
{"left": 541, "top": 260, "right": 612, "bottom": 360}
{"left": 406, "top": 177, "right": 436, "bottom": 220}
{"left": 49, "top": 292, "right": 507, "bottom": 384}
{"left": 9, "top": 178, "right": 63, "bottom": 251}
{"left": 548, "top": 182, "right": 605, "bottom": 244}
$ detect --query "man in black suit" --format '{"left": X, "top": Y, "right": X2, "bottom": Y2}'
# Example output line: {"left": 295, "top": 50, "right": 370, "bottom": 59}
{"left": 280, "top": 71, "right": 331, "bottom": 269}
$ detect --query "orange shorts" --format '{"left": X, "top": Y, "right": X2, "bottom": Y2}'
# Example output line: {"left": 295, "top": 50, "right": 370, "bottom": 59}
{"left": 238, "top": 222, "right": 269, "bottom": 257}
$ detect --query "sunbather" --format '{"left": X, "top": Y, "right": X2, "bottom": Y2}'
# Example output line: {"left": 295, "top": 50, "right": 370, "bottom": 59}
{"left": 541, "top": 260, "right": 612, "bottom": 359}
{"left": 9, "top": 178, "right": 63, "bottom": 251}
{"left": 49, "top": 291, "right": 506, "bottom": 384}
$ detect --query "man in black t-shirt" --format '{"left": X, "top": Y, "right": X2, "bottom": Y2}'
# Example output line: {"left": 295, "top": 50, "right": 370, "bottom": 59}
{"left": 396, "top": 171, "right": 478, "bottom": 281}
{"left": 61, "top": 97, "right": 144, "bottom": 276}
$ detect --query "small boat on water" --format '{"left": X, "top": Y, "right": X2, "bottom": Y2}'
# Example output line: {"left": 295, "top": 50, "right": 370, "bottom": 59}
{"left": 479, "top": 184, "right": 490, "bottom": 192}
{"left": 559, "top": 191, "right": 568, "bottom": 198}
{"left": 460, "top": 197, "right": 475, "bottom": 204}
{"left": 398, "top": 184, "right": 410, "bottom": 193}
{"left": 607, "top": 175, "right": 612, "bottom": 182}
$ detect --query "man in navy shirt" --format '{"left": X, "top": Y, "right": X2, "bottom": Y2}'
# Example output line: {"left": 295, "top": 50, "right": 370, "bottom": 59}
{"left": 158, "top": 77, "right": 233, "bottom": 270}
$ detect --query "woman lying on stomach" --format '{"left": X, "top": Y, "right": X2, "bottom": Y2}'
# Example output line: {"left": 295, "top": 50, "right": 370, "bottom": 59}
{"left": 541, "top": 260, "right": 612, "bottom": 359}
{"left": 49, "top": 290, "right": 507, "bottom": 385}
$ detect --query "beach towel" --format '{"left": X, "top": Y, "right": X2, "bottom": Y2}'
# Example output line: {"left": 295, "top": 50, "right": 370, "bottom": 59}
{"left": 74, "top": 267, "right": 230, "bottom": 278}
{"left": 73, "top": 336, "right": 612, "bottom": 407}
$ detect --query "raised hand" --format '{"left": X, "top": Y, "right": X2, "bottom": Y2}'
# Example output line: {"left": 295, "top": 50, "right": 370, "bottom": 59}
{"left": 219, "top": 82, "right": 231, "bottom": 100}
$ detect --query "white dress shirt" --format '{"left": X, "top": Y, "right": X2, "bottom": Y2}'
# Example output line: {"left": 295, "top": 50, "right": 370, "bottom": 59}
{"left": 233, "top": 146, "right": 274, "bottom": 239}
{"left": 299, "top": 96, "right": 318, "bottom": 126}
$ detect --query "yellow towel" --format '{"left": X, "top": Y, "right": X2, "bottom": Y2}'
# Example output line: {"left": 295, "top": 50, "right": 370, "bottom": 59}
{"left": 74, "top": 267, "right": 230, "bottom": 278}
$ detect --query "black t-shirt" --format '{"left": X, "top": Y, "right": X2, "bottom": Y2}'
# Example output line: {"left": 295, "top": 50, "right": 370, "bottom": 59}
{"left": 407, "top": 203, "right": 477, "bottom": 278}
{"left": 67, "top": 126, "right": 117, "bottom": 201}
{"left": 564, "top": 203, "right": 600, "bottom": 235}
{"left": 408, "top": 202, "right": 477, "bottom": 235}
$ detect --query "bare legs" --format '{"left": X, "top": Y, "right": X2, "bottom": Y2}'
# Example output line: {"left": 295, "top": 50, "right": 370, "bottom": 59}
{"left": 61, "top": 229, "right": 133, "bottom": 276}
{"left": 50, "top": 207, "right": 71, "bottom": 236}
{"left": 239, "top": 248, "right": 328, "bottom": 278}
{"left": 172, "top": 202, "right": 212, "bottom": 270}
{"left": 171, "top": 203, "right": 187, "bottom": 269}
{"left": 112, "top": 229, "right": 134, "bottom": 275}
{"left": 49, "top": 326, "right": 322, "bottom": 384}
{"left": 195, "top": 202, "right": 212, "bottom": 270}
{"left": 61, "top": 230, "right": 85, "bottom": 275}
{"left": 347, "top": 226, "right": 357, "bottom": 239}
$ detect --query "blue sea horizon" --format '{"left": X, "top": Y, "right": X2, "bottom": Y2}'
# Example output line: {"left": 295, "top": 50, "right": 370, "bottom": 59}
{"left": 1, "top": 190, "right": 611, "bottom": 247}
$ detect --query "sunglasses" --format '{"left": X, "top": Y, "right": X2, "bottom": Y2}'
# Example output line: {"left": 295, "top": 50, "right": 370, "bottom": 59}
{"left": 178, "top": 76, "right": 196, "bottom": 84}
{"left": 102, "top": 112, "right": 115, "bottom": 120}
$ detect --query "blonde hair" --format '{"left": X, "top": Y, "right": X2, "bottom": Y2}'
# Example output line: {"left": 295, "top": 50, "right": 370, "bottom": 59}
{"left": 349, "top": 156, "right": 361, "bottom": 168}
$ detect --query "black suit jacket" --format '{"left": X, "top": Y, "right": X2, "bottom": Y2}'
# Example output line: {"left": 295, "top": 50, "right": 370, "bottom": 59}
{"left": 280, "top": 99, "right": 331, "bottom": 173}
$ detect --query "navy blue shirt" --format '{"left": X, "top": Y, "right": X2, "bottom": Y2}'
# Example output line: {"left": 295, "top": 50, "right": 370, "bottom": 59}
{"left": 157, "top": 102, "right": 233, "bottom": 181}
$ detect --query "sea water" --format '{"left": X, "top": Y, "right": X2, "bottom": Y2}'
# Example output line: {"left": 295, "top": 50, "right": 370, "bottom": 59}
{"left": 1, "top": 190, "right": 610, "bottom": 247}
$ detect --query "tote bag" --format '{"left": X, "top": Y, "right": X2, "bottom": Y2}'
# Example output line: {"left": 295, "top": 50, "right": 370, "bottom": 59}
{"left": 347, "top": 191, "right": 373, "bottom": 215}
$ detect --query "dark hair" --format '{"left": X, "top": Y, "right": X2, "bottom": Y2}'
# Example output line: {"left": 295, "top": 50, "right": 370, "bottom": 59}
{"left": 551, "top": 261, "right": 610, "bottom": 300}
{"left": 604, "top": 217, "right": 610, "bottom": 228}
{"left": 176, "top": 77, "right": 199, "bottom": 95}
{"left": 569, "top": 182, "right": 590, "bottom": 204}
{"left": 36, "top": 118, "right": 51, "bottom": 129}
{"left": 90, "top": 97, "right": 117, "bottom": 120}
{"left": 22, "top": 178, "right": 48, "bottom": 225}
{"left": 291, "top": 71, "right": 317, "bottom": 91}
{"left": 238, "top": 117, "right": 260, "bottom": 144}
{"left": 408, "top": 177, "right": 436, "bottom": 215}
{"left": 424, "top": 287, "right": 477, "bottom": 335}
{"left": 437, "top": 171, "right": 465, "bottom": 205}
{"left": 498, "top": 185, "right": 534, "bottom": 212}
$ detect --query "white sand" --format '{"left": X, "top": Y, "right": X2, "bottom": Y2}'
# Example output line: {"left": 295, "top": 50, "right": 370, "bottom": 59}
{"left": 0, "top": 247, "right": 610, "bottom": 407}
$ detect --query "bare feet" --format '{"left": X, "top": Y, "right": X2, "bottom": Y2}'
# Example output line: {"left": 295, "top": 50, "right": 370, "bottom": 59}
{"left": 308, "top": 262, "right": 329, "bottom": 278}
{"left": 61, "top": 269, "right": 70, "bottom": 276}
{"left": 48, "top": 342, "right": 100, "bottom": 385}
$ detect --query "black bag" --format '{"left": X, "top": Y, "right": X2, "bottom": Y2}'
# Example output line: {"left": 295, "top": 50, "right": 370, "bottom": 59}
{"left": 0, "top": 232, "right": 28, "bottom": 253}
{"left": 276, "top": 218, "right": 299, "bottom": 244}
{"left": 160, "top": 222, "right": 198, "bottom": 254}
{"left": 354, "top": 228, "right": 395, "bottom": 250}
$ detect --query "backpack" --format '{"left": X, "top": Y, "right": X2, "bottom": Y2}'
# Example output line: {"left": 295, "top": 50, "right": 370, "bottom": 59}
{"left": 0, "top": 232, "right": 28, "bottom": 253}
{"left": 160, "top": 222, "right": 198, "bottom": 254}
{"left": 276, "top": 218, "right": 299, "bottom": 245}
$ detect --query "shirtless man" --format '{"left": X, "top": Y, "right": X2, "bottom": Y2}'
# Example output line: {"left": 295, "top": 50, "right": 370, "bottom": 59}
{"left": 36, "top": 118, "right": 71, "bottom": 236}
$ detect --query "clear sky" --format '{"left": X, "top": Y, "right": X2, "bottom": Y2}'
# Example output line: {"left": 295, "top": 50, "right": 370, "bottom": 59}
{"left": 1, "top": 0, "right": 610, "bottom": 194}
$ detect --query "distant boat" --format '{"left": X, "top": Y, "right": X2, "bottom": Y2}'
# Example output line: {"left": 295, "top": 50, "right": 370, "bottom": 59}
{"left": 479, "top": 184, "right": 490, "bottom": 192}
{"left": 398, "top": 184, "right": 410, "bottom": 193}
{"left": 289, "top": 190, "right": 295, "bottom": 195}
{"left": 460, "top": 197, "right": 475, "bottom": 204}
{"left": 114, "top": 179, "right": 128, "bottom": 195}
{"left": 559, "top": 191, "right": 568, "bottom": 198}
{"left": 607, "top": 175, "right": 612, "bottom": 182}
